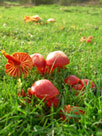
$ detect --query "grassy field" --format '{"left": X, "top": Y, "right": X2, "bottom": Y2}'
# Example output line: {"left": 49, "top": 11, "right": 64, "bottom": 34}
{"left": 0, "top": 4, "right": 102, "bottom": 136}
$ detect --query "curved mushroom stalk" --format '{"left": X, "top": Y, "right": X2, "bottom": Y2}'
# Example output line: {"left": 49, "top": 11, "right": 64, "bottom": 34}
{"left": 1, "top": 50, "right": 33, "bottom": 78}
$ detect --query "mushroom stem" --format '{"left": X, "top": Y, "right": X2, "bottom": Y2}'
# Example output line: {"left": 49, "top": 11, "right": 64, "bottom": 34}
{"left": 1, "top": 50, "right": 21, "bottom": 65}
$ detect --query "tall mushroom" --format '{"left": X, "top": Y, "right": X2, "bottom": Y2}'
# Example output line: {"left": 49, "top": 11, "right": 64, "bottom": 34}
{"left": 30, "top": 53, "right": 46, "bottom": 74}
{"left": 1, "top": 50, "right": 33, "bottom": 78}
{"left": 30, "top": 79, "right": 59, "bottom": 108}
{"left": 46, "top": 51, "right": 69, "bottom": 73}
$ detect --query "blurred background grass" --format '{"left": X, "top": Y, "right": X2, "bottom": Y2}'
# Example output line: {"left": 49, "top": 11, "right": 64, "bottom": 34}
{"left": 0, "top": 0, "right": 102, "bottom": 6}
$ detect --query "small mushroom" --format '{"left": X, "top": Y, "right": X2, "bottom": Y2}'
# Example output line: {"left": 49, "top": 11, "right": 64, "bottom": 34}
{"left": 47, "top": 18, "right": 55, "bottom": 23}
{"left": 18, "top": 89, "right": 26, "bottom": 97}
{"left": 80, "top": 36, "right": 86, "bottom": 42}
{"left": 72, "top": 84, "right": 84, "bottom": 96}
{"left": 60, "top": 105, "right": 85, "bottom": 121}
{"left": 30, "top": 79, "right": 59, "bottom": 108}
{"left": 88, "top": 36, "right": 93, "bottom": 39}
{"left": 46, "top": 51, "right": 69, "bottom": 73}
{"left": 80, "top": 79, "right": 96, "bottom": 89}
{"left": 65, "top": 75, "right": 80, "bottom": 86}
{"left": 1, "top": 50, "right": 33, "bottom": 78}
{"left": 30, "top": 53, "right": 46, "bottom": 74}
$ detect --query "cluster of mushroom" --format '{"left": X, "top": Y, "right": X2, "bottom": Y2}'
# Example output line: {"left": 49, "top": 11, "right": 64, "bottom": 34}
{"left": 65, "top": 75, "right": 96, "bottom": 96}
{"left": 1, "top": 50, "right": 96, "bottom": 121}
{"left": 80, "top": 36, "right": 94, "bottom": 43}
{"left": 31, "top": 51, "right": 69, "bottom": 74}
{"left": 24, "top": 15, "right": 55, "bottom": 24}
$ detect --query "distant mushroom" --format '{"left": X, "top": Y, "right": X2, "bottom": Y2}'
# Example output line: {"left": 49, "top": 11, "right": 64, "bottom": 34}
{"left": 30, "top": 79, "right": 59, "bottom": 108}
{"left": 47, "top": 18, "right": 55, "bottom": 23}
{"left": 1, "top": 50, "right": 33, "bottom": 78}
{"left": 46, "top": 51, "right": 69, "bottom": 73}
{"left": 24, "top": 16, "right": 32, "bottom": 23}
{"left": 80, "top": 36, "right": 86, "bottom": 42}
{"left": 31, "top": 15, "right": 41, "bottom": 22}
{"left": 30, "top": 53, "right": 46, "bottom": 74}
{"left": 64, "top": 75, "right": 80, "bottom": 86}
{"left": 88, "top": 36, "right": 93, "bottom": 40}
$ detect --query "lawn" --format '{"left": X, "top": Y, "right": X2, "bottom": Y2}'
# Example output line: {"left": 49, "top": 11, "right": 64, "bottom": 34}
{"left": 0, "top": 4, "right": 102, "bottom": 136}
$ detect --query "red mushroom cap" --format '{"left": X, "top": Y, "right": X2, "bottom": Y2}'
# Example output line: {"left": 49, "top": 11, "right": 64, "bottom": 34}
{"left": 31, "top": 79, "right": 59, "bottom": 100}
{"left": 46, "top": 51, "right": 69, "bottom": 72}
{"left": 88, "top": 36, "right": 93, "bottom": 39}
{"left": 80, "top": 79, "right": 96, "bottom": 89}
{"left": 30, "top": 53, "right": 46, "bottom": 73}
{"left": 72, "top": 84, "right": 84, "bottom": 96}
{"left": 64, "top": 75, "right": 80, "bottom": 86}
{"left": 72, "top": 84, "right": 83, "bottom": 91}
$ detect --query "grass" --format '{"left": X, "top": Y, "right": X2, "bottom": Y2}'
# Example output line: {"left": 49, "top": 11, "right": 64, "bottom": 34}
{"left": 0, "top": 4, "right": 102, "bottom": 136}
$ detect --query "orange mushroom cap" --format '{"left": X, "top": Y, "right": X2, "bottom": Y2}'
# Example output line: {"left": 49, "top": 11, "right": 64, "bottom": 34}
{"left": 24, "top": 16, "right": 32, "bottom": 23}
{"left": 46, "top": 51, "right": 69, "bottom": 73}
{"left": 30, "top": 79, "right": 59, "bottom": 100}
{"left": 1, "top": 50, "right": 33, "bottom": 78}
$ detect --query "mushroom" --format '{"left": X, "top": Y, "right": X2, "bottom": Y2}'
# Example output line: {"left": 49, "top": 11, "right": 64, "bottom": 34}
{"left": 24, "top": 16, "right": 32, "bottom": 23}
{"left": 80, "top": 79, "right": 96, "bottom": 89}
{"left": 47, "top": 18, "right": 55, "bottom": 23}
{"left": 30, "top": 79, "right": 59, "bottom": 108}
{"left": 88, "top": 36, "right": 93, "bottom": 40}
{"left": 72, "top": 84, "right": 84, "bottom": 96}
{"left": 1, "top": 50, "right": 33, "bottom": 78}
{"left": 31, "top": 15, "right": 41, "bottom": 22}
{"left": 30, "top": 53, "right": 46, "bottom": 74}
{"left": 64, "top": 75, "right": 80, "bottom": 86}
{"left": 46, "top": 51, "right": 69, "bottom": 73}
{"left": 46, "top": 97, "right": 59, "bottom": 108}
{"left": 80, "top": 36, "right": 86, "bottom": 42}
{"left": 60, "top": 105, "right": 85, "bottom": 121}
{"left": 18, "top": 89, "right": 26, "bottom": 97}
